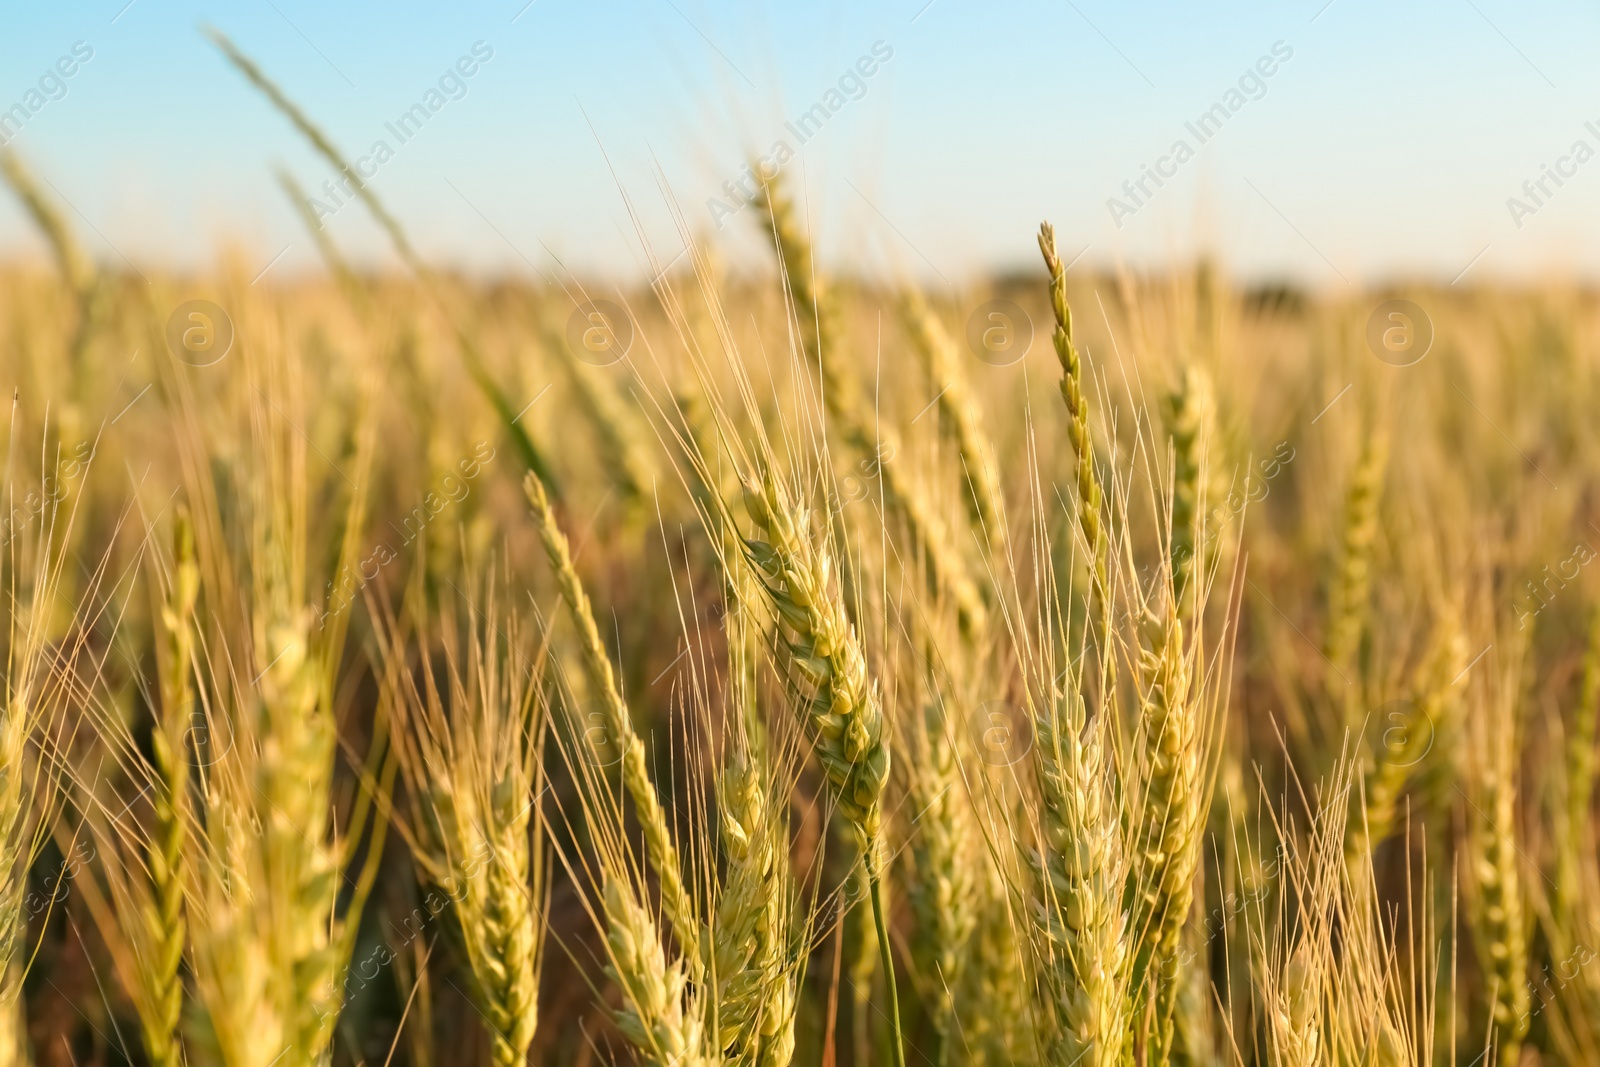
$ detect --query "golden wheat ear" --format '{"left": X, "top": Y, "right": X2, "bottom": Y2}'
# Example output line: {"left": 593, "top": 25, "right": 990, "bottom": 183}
{"left": 374, "top": 565, "right": 548, "bottom": 1067}
{"left": 523, "top": 469, "right": 698, "bottom": 961}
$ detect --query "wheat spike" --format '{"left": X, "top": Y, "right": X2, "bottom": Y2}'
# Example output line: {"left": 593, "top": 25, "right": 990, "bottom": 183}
{"left": 1327, "top": 430, "right": 1388, "bottom": 687}
{"left": 604, "top": 877, "right": 713, "bottom": 1067}
{"left": 1128, "top": 596, "right": 1206, "bottom": 1064}
{"left": 1350, "top": 610, "right": 1464, "bottom": 865}
{"left": 378, "top": 581, "right": 546, "bottom": 1067}
{"left": 523, "top": 470, "right": 697, "bottom": 958}
{"left": 714, "top": 751, "right": 795, "bottom": 1067}
{"left": 738, "top": 460, "right": 905, "bottom": 1065}
{"left": 1270, "top": 944, "right": 1323, "bottom": 1067}
{"left": 551, "top": 326, "right": 655, "bottom": 514}
{"left": 1470, "top": 737, "right": 1529, "bottom": 1067}
{"left": 713, "top": 600, "right": 796, "bottom": 1067}
{"left": 757, "top": 174, "right": 986, "bottom": 638}
{"left": 905, "top": 699, "right": 976, "bottom": 1066}
{"left": 901, "top": 286, "right": 1007, "bottom": 552}
{"left": 962, "top": 861, "right": 1030, "bottom": 1067}
{"left": 0, "top": 972, "right": 23, "bottom": 1067}
{"left": 1165, "top": 363, "right": 1214, "bottom": 614}
{"left": 1038, "top": 222, "right": 1107, "bottom": 618}
{"left": 146, "top": 510, "right": 199, "bottom": 1067}
{"left": 1566, "top": 602, "right": 1600, "bottom": 859}
{"left": 740, "top": 465, "right": 889, "bottom": 844}
{"left": 1028, "top": 688, "right": 1130, "bottom": 1067}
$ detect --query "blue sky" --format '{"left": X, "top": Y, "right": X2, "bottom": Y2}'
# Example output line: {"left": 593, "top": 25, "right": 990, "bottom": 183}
{"left": 0, "top": 0, "right": 1597, "bottom": 287}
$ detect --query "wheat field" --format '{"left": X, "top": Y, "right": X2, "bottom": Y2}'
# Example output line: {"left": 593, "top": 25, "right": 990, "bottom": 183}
{"left": 0, "top": 30, "right": 1596, "bottom": 1067}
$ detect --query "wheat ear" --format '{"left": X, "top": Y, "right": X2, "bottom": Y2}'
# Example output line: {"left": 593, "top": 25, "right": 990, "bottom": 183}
{"left": 550, "top": 326, "right": 655, "bottom": 513}
{"left": 257, "top": 605, "right": 345, "bottom": 1060}
{"left": 0, "top": 692, "right": 37, "bottom": 1067}
{"left": 1028, "top": 687, "right": 1130, "bottom": 1067}
{"left": 0, "top": 149, "right": 100, "bottom": 366}
{"left": 962, "top": 860, "right": 1029, "bottom": 1067}
{"left": 604, "top": 877, "right": 713, "bottom": 1067}
{"left": 1566, "top": 603, "right": 1600, "bottom": 861}
{"left": 523, "top": 470, "right": 697, "bottom": 958}
{"left": 1469, "top": 737, "right": 1529, "bottom": 1067}
{"left": 0, "top": 971, "right": 21, "bottom": 1067}
{"left": 145, "top": 510, "right": 199, "bottom": 1067}
{"left": 739, "top": 462, "right": 903, "bottom": 1066}
{"left": 901, "top": 286, "right": 1007, "bottom": 552}
{"left": 714, "top": 751, "right": 796, "bottom": 1067}
{"left": 205, "top": 27, "right": 420, "bottom": 271}
{"left": 1127, "top": 595, "right": 1206, "bottom": 1064}
{"left": 0, "top": 503, "right": 83, "bottom": 1067}
{"left": 757, "top": 175, "right": 986, "bottom": 638}
{"left": 1165, "top": 363, "right": 1214, "bottom": 615}
{"left": 1327, "top": 430, "right": 1388, "bottom": 690}
{"left": 1349, "top": 610, "right": 1464, "bottom": 865}
{"left": 1038, "top": 222, "right": 1107, "bottom": 618}
{"left": 713, "top": 600, "right": 796, "bottom": 1067}
{"left": 905, "top": 699, "right": 976, "bottom": 1067}
{"left": 378, "top": 585, "right": 546, "bottom": 1067}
